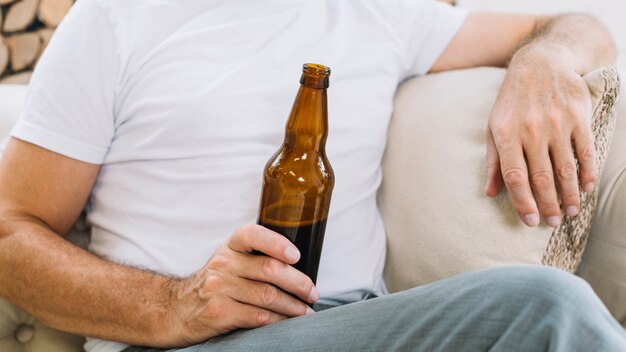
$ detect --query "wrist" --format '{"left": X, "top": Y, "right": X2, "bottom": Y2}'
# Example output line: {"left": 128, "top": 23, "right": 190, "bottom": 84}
{"left": 148, "top": 276, "right": 185, "bottom": 347}
{"left": 511, "top": 38, "right": 599, "bottom": 76}
{"left": 511, "top": 41, "right": 573, "bottom": 69}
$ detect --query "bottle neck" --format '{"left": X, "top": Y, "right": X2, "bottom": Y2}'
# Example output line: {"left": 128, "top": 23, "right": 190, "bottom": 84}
{"left": 284, "top": 84, "right": 328, "bottom": 153}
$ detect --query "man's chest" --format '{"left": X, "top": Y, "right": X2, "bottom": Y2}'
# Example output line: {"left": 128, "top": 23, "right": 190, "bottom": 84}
{"left": 106, "top": 2, "right": 405, "bottom": 167}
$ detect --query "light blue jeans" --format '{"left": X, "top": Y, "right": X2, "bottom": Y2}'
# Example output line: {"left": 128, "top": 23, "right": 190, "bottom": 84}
{"left": 125, "top": 266, "right": 626, "bottom": 351}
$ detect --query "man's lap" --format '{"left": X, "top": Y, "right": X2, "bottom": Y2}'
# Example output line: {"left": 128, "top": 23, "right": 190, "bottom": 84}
{"left": 124, "top": 265, "right": 626, "bottom": 352}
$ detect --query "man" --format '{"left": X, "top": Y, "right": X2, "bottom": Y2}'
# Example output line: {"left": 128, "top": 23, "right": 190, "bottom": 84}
{"left": 0, "top": 0, "right": 624, "bottom": 351}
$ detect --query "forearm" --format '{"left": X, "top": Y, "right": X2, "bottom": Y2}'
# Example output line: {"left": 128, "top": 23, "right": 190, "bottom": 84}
{"left": 0, "top": 215, "right": 177, "bottom": 347}
{"left": 511, "top": 15, "right": 617, "bottom": 74}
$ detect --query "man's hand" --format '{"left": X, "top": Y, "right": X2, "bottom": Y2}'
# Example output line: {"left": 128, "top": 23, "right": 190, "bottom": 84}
{"left": 486, "top": 51, "right": 596, "bottom": 227}
{"left": 432, "top": 13, "right": 616, "bottom": 227}
{"left": 167, "top": 224, "right": 318, "bottom": 346}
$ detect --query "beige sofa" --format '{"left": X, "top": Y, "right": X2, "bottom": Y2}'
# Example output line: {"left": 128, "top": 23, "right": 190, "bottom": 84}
{"left": 0, "top": 67, "right": 624, "bottom": 350}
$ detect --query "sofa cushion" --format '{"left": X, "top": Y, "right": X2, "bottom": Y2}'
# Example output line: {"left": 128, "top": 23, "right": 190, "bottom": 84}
{"left": 0, "top": 298, "right": 85, "bottom": 352}
{"left": 380, "top": 67, "right": 620, "bottom": 295}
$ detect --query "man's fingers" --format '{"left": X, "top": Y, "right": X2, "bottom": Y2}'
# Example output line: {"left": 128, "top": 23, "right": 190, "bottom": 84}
{"left": 230, "top": 278, "right": 314, "bottom": 318}
{"left": 486, "top": 129, "right": 505, "bottom": 197}
{"left": 218, "top": 296, "right": 287, "bottom": 330}
{"left": 550, "top": 140, "right": 581, "bottom": 218}
{"left": 228, "top": 224, "right": 300, "bottom": 264}
{"left": 573, "top": 126, "right": 598, "bottom": 193}
{"left": 526, "top": 146, "right": 562, "bottom": 227}
{"left": 230, "top": 251, "right": 319, "bottom": 304}
{"left": 496, "top": 139, "right": 539, "bottom": 227}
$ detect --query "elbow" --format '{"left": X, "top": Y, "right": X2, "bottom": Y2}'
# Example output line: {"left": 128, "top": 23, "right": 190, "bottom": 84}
{"left": 579, "top": 13, "right": 619, "bottom": 65}
{"left": 570, "top": 14, "right": 617, "bottom": 65}
{"left": 537, "top": 13, "right": 618, "bottom": 67}
{"left": 0, "top": 210, "right": 32, "bottom": 298}
{"left": 0, "top": 218, "right": 15, "bottom": 298}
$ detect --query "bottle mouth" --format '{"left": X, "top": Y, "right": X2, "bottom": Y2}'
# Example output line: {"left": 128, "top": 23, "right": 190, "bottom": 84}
{"left": 301, "top": 63, "right": 331, "bottom": 88}
{"left": 303, "top": 63, "right": 331, "bottom": 76}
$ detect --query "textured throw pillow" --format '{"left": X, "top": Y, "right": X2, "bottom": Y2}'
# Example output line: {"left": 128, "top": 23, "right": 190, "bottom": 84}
{"left": 577, "top": 74, "right": 626, "bottom": 327}
{"left": 380, "top": 66, "right": 620, "bottom": 292}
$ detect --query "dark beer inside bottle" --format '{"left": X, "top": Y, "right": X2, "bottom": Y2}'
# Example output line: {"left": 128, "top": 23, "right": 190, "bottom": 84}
{"left": 258, "top": 198, "right": 331, "bottom": 284}
{"left": 258, "top": 217, "right": 327, "bottom": 284}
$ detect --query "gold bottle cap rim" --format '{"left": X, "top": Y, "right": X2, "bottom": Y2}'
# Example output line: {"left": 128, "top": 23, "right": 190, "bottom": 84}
{"left": 303, "top": 63, "right": 331, "bottom": 76}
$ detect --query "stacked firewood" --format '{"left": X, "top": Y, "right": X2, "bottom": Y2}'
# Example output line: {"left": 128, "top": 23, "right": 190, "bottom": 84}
{"left": 0, "top": 0, "right": 73, "bottom": 84}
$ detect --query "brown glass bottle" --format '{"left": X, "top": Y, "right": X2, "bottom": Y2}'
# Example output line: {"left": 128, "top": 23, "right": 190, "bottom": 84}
{"left": 258, "top": 63, "right": 334, "bottom": 284}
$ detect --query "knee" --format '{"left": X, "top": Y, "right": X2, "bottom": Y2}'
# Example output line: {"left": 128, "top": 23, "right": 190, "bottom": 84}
{"left": 481, "top": 265, "right": 596, "bottom": 310}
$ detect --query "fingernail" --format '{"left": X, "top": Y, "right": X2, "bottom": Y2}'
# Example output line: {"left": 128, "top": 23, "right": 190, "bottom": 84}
{"left": 565, "top": 206, "right": 578, "bottom": 217}
{"left": 584, "top": 183, "right": 594, "bottom": 193}
{"left": 547, "top": 216, "right": 562, "bottom": 228}
{"left": 524, "top": 214, "right": 540, "bottom": 227}
{"left": 308, "top": 287, "right": 320, "bottom": 303}
{"left": 306, "top": 306, "right": 315, "bottom": 315}
{"left": 285, "top": 247, "right": 300, "bottom": 262}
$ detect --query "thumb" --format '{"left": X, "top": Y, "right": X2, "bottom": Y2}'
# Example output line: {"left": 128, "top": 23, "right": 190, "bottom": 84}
{"left": 486, "top": 128, "right": 505, "bottom": 197}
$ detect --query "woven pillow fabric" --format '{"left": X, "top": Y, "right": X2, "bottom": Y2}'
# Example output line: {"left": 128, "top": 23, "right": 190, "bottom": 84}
{"left": 380, "top": 66, "right": 620, "bottom": 292}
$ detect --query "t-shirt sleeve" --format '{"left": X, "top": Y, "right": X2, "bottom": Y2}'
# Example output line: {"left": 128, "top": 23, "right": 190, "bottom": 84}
{"left": 10, "top": 0, "right": 117, "bottom": 164}
{"left": 399, "top": 0, "right": 468, "bottom": 78}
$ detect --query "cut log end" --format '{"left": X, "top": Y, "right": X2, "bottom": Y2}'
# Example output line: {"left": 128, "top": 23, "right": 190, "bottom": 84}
{"left": 3, "top": 0, "right": 40, "bottom": 33}
{"left": 7, "top": 32, "right": 41, "bottom": 71}
{"left": 0, "top": 37, "right": 9, "bottom": 76}
{"left": 38, "top": 0, "right": 72, "bottom": 28}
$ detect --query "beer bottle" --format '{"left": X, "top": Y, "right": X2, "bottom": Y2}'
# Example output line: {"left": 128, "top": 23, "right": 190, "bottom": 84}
{"left": 258, "top": 63, "right": 334, "bottom": 284}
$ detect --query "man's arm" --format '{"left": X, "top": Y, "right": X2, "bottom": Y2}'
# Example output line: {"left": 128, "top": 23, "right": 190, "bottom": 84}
{"left": 0, "top": 139, "right": 175, "bottom": 345}
{"left": 432, "top": 12, "right": 617, "bottom": 227}
{"left": 0, "top": 138, "right": 316, "bottom": 347}
{"left": 431, "top": 13, "right": 616, "bottom": 73}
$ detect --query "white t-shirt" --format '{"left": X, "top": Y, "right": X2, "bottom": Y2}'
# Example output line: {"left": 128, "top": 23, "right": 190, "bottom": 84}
{"left": 11, "top": 1, "right": 467, "bottom": 351}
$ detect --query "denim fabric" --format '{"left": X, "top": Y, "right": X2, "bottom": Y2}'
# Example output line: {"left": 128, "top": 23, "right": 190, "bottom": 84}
{"left": 124, "top": 266, "right": 626, "bottom": 352}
